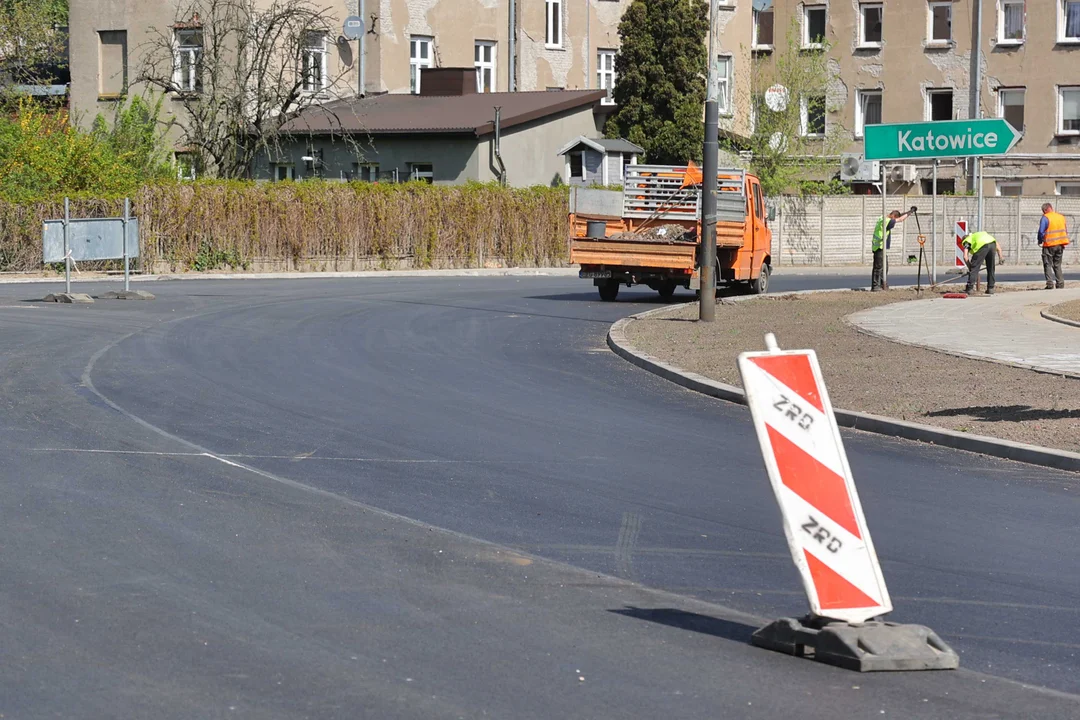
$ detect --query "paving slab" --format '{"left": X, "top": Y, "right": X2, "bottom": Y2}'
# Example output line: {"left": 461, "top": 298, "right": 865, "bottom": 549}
{"left": 848, "top": 288, "right": 1080, "bottom": 377}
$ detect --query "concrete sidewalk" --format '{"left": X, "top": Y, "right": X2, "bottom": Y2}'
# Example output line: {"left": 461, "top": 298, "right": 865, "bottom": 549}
{"left": 848, "top": 287, "right": 1080, "bottom": 378}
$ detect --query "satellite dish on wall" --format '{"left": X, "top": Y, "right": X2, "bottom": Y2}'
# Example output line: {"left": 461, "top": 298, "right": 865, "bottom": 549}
{"left": 764, "top": 84, "right": 789, "bottom": 113}
{"left": 343, "top": 16, "right": 364, "bottom": 40}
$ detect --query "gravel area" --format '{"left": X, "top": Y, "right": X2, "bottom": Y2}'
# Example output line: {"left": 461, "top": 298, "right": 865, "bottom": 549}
{"left": 1050, "top": 299, "right": 1080, "bottom": 323}
{"left": 624, "top": 288, "right": 1080, "bottom": 453}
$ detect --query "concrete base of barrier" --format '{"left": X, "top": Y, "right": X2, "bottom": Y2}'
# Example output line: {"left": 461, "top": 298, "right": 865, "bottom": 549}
{"left": 751, "top": 616, "right": 959, "bottom": 672}
{"left": 101, "top": 290, "right": 155, "bottom": 300}
{"left": 43, "top": 292, "right": 94, "bottom": 304}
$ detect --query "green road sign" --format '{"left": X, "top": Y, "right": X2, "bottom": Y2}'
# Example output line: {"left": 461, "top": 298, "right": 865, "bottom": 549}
{"left": 863, "top": 118, "right": 1020, "bottom": 161}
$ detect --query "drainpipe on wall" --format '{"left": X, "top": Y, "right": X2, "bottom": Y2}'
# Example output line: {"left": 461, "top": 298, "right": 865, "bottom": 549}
{"left": 494, "top": 107, "right": 507, "bottom": 186}
{"left": 359, "top": 0, "right": 366, "bottom": 96}
{"left": 509, "top": 0, "right": 517, "bottom": 91}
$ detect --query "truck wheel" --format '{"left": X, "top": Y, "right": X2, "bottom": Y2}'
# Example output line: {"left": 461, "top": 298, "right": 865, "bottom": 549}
{"left": 598, "top": 280, "right": 620, "bottom": 302}
{"left": 750, "top": 264, "right": 771, "bottom": 295}
{"left": 657, "top": 281, "right": 677, "bottom": 300}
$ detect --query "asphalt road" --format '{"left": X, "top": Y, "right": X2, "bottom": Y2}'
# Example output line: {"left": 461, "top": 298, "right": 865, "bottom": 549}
{"left": 1, "top": 271, "right": 1077, "bottom": 719}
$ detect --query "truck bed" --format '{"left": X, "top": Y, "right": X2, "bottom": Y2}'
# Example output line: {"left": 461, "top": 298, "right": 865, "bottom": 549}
{"left": 569, "top": 237, "right": 697, "bottom": 270}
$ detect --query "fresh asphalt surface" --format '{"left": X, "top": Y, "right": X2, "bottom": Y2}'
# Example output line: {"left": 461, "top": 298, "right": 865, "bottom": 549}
{"left": 1, "top": 271, "right": 1078, "bottom": 719}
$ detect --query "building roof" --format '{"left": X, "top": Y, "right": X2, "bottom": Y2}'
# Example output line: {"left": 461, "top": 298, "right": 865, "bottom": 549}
{"left": 282, "top": 90, "right": 607, "bottom": 137}
{"left": 558, "top": 136, "right": 644, "bottom": 156}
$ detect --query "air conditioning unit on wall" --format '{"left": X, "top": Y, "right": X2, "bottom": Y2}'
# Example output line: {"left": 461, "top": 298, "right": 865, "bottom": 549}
{"left": 890, "top": 164, "right": 919, "bottom": 183}
{"left": 840, "top": 153, "right": 881, "bottom": 182}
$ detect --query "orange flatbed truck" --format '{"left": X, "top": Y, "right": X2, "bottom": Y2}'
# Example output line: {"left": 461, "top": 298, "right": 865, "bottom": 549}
{"left": 569, "top": 165, "right": 773, "bottom": 301}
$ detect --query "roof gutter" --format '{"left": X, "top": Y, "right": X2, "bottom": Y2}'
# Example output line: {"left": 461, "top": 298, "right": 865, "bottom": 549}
{"left": 494, "top": 106, "right": 507, "bottom": 186}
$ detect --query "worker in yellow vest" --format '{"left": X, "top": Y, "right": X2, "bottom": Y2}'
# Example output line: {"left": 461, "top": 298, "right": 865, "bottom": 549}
{"left": 1038, "top": 203, "right": 1070, "bottom": 289}
{"left": 870, "top": 207, "right": 914, "bottom": 291}
{"left": 961, "top": 230, "right": 1004, "bottom": 295}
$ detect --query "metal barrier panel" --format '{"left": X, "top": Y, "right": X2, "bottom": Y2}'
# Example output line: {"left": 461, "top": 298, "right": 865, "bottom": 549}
{"left": 43, "top": 218, "right": 139, "bottom": 263}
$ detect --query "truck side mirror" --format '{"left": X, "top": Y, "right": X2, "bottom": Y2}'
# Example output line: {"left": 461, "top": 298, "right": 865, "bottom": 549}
{"left": 767, "top": 205, "right": 777, "bottom": 223}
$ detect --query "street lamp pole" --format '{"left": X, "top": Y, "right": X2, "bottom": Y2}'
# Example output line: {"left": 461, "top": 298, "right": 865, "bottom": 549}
{"left": 700, "top": 0, "right": 719, "bottom": 322}
{"left": 969, "top": 0, "right": 984, "bottom": 228}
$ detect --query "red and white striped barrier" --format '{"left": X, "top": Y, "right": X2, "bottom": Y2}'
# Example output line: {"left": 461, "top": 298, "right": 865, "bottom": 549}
{"left": 738, "top": 336, "right": 891, "bottom": 624}
{"left": 954, "top": 219, "right": 967, "bottom": 268}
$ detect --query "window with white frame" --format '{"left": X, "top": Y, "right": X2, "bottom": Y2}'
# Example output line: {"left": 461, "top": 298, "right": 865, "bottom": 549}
{"left": 352, "top": 163, "right": 379, "bottom": 182}
{"left": 926, "top": 88, "right": 953, "bottom": 121}
{"left": 996, "top": 181, "right": 1022, "bottom": 196}
{"left": 856, "top": 89, "right": 882, "bottom": 137}
{"left": 928, "top": 1, "right": 952, "bottom": 43}
{"left": 175, "top": 152, "right": 197, "bottom": 181}
{"left": 716, "top": 55, "right": 733, "bottom": 115}
{"left": 475, "top": 41, "right": 496, "bottom": 93}
{"left": 749, "top": 94, "right": 764, "bottom": 135}
{"left": 753, "top": 7, "right": 775, "bottom": 49}
{"left": 803, "top": 5, "right": 827, "bottom": 48}
{"left": 801, "top": 94, "right": 826, "bottom": 137}
{"left": 568, "top": 152, "right": 584, "bottom": 181}
{"left": 998, "top": 0, "right": 1024, "bottom": 42}
{"left": 1058, "top": 182, "right": 1080, "bottom": 196}
{"left": 1062, "top": 0, "right": 1080, "bottom": 41}
{"left": 301, "top": 32, "right": 327, "bottom": 94}
{"left": 410, "top": 36, "right": 433, "bottom": 94}
{"left": 597, "top": 49, "right": 616, "bottom": 105}
{"left": 409, "top": 163, "right": 434, "bottom": 183}
{"left": 998, "top": 87, "right": 1025, "bottom": 131}
{"left": 1059, "top": 86, "right": 1080, "bottom": 134}
{"left": 859, "top": 3, "right": 883, "bottom": 47}
{"left": 273, "top": 164, "right": 295, "bottom": 182}
{"left": 173, "top": 28, "right": 202, "bottom": 93}
{"left": 545, "top": 0, "right": 562, "bottom": 48}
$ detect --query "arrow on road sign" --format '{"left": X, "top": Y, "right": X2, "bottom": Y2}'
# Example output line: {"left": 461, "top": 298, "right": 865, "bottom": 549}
{"left": 864, "top": 118, "right": 1020, "bottom": 161}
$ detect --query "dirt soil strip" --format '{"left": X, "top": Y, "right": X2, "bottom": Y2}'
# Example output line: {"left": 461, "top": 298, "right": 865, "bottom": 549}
{"left": 623, "top": 288, "right": 1080, "bottom": 454}
{"left": 1048, "top": 299, "right": 1080, "bottom": 325}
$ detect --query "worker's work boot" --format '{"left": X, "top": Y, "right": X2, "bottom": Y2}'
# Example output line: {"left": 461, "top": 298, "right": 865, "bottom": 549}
{"left": 963, "top": 285, "right": 974, "bottom": 294}
{"left": 1046, "top": 283, "right": 1055, "bottom": 290}
{"left": 1058, "top": 283, "right": 1066, "bottom": 289}
{"left": 985, "top": 288, "right": 995, "bottom": 295}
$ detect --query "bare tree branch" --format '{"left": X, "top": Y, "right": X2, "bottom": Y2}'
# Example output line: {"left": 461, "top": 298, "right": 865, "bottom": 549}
{"left": 137, "top": 0, "right": 356, "bottom": 179}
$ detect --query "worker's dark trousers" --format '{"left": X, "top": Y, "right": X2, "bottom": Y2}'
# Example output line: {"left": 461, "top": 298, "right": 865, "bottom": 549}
{"left": 1043, "top": 244, "right": 1066, "bottom": 288}
{"left": 965, "top": 243, "right": 996, "bottom": 291}
{"left": 871, "top": 249, "right": 885, "bottom": 290}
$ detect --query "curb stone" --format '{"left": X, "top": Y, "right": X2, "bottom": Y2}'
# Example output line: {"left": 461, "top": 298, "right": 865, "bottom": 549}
{"left": 608, "top": 296, "right": 1080, "bottom": 474}
{"left": 0, "top": 268, "right": 581, "bottom": 285}
{"left": 1041, "top": 309, "right": 1080, "bottom": 329}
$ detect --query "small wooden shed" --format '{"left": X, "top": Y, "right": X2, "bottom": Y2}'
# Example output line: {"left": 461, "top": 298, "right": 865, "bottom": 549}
{"left": 558, "top": 137, "right": 644, "bottom": 187}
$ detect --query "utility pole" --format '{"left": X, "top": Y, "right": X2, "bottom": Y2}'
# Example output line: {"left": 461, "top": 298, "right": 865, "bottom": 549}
{"left": 968, "top": 0, "right": 984, "bottom": 229}
{"left": 699, "top": 0, "right": 719, "bottom": 322}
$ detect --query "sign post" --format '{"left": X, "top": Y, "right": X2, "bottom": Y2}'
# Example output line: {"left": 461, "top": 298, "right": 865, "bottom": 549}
{"left": 42, "top": 202, "right": 154, "bottom": 303}
{"left": 739, "top": 333, "right": 959, "bottom": 671}
{"left": 864, "top": 118, "right": 1018, "bottom": 282}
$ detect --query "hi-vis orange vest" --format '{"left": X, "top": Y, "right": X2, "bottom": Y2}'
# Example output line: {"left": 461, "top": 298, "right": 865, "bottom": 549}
{"left": 1044, "top": 211, "right": 1071, "bottom": 247}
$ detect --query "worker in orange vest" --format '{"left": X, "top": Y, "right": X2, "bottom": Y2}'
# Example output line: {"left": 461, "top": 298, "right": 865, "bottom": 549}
{"left": 1038, "top": 203, "right": 1070, "bottom": 289}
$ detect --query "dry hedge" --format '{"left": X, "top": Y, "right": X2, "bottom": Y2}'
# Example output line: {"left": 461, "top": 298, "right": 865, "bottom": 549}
{"left": 0, "top": 182, "right": 571, "bottom": 272}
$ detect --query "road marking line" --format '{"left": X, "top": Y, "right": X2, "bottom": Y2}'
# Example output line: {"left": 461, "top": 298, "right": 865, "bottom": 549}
{"left": 30, "top": 448, "right": 601, "bottom": 464}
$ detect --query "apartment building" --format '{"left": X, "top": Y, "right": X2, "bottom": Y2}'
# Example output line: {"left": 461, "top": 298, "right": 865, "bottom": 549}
{"left": 69, "top": 0, "right": 636, "bottom": 129}
{"left": 752, "top": 0, "right": 1080, "bottom": 196}
{"left": 70, "top": 0, "right": 759, "bottom": 169}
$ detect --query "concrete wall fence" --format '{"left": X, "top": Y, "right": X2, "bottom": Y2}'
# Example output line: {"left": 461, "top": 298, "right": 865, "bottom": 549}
{"left": 773, "top": 196, "right": 1080, "bottom": 268}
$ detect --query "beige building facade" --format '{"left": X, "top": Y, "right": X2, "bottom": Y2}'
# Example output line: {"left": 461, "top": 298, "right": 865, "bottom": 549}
{"left": 752, "top": 0, "right": 1080, "bottom": 196}
{"left": 70, "top": 0, "right": 760, "bottom": 168}
{"left": 69, "top": 0, "right": 639, "bottom": 128}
